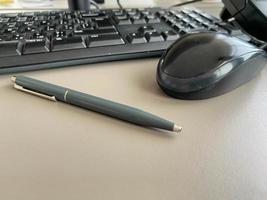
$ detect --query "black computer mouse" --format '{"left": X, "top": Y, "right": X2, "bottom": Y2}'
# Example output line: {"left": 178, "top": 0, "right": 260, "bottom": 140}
{"left": 157, "top": 32, "right": 267, "bottom": 100}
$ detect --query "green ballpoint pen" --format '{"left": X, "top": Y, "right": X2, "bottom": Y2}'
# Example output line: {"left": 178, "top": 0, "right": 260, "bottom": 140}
{"left": 11, "top": 76, "right": 182, "bottom": 133}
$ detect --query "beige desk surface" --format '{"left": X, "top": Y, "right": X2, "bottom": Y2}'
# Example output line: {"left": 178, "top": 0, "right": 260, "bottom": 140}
{"left": 1, "top": 2, "right": 267, "bottom": 200}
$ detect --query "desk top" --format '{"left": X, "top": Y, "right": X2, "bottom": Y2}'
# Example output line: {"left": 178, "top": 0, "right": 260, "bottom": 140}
{"left": 1, "top": 3, "right": 267, "bottom": 200}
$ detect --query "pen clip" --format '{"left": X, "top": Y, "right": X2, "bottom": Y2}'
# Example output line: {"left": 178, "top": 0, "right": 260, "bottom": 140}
{"left": 14, "top": 84, "right": 57, "bottom": 102}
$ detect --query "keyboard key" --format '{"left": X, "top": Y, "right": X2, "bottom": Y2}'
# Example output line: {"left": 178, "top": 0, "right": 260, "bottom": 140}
{"left": 127, "top": 33, "right": 147, "bottom": 44}
{"left": 172, "top": 23, "right": 183, "bottom": 31}
{"left": 182, "top": 17, "right": 192, "bottom": 24}
{"left": 145, "top": 16, "right": 161, "bottom": 23}
{"left": 181, "top": 9, "right": 192, "bottom": 15}
{"left": 117, "top": 15, "right": 128, "bottom": 20}
{"left": 188, "top": 22, "right": 201, "bottom": 29}
{"left": 96, "top": 18, "right": 114, "bottom": 29}
{"left": 81, "top": 12, "right": 106, "bottom": 18}
{"left": 18, "top": 39, "right": 49, "bottom": 54}
{"left": 131, "top": 17, "right": 146, "bottom": 24}
{"left": 127, "top": 9, "right": 138, "bottom": 16}
{"left": 198, "top": 11, "right": 219, "bottom": 22}
{"left": 88, "top": 34, "right": 124, "bottom": 47}
{"left": 0, "top": 34, "right": 14, "bottom": 41}
{"left": 138, "top": 25, "right": 156, "bottom": 34}
{"left": 17, "top": 17, "right": 28, "bottom": 22}
{"left": 0, "top": 41, "right": 19, "bottom": 57}
{"left": 74, "top": 28, "right": 118, "bottom": 35}
{"left": 0, "top": 18, "right": 10, "bottom": 23}
{"left": 118, "top": 19, "right": 132, "bottom": 25}
{"left": 21, "top": 12, "right": 35, "bottom": 17}
{"left": 162, "top": 30, "right": 179, "bottom": 41}
{"left": 145, "top": 32, "right": 164, "bottom": 42}
{"left": 4, "top": 13, "right": 18, "bottom": 18}
{"left": 188, "top": 13, "right": 200, "bottom": 19}
{"left": 112, "top": 9, "right": 124, "bottom": 16}
{"left": 51, "top": 36, "right": 86, "bottom": 51}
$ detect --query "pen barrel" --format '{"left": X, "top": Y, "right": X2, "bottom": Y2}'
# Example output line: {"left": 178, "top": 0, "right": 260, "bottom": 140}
{"left": 65, "top": 90, "right": 175, "bottom": 131}
{"left": 15, "top": 76, "right": 68, "bottom": 101}
{"left": 14, "top": 76, "right": 175, "bottom": 132}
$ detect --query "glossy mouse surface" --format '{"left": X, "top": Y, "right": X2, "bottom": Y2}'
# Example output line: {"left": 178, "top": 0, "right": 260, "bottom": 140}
{"left": 157, "top": 32, "right": 267, "bottom": 100}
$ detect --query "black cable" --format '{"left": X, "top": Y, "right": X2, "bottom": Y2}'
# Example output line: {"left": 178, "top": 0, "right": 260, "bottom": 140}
{"left": 117, "top": 0, "right": 123, "bottom": 9}
{"left": 260, "top": 43, "right": 267, "bottom": 52}
{"left": 224, "top": 0, "right": 247, "bottom": 21}
{"left": 171, "top": 0, "right": 202, "bottom": 7}
{"left": 90, "top": 0, "right": 100, "bottom": 9}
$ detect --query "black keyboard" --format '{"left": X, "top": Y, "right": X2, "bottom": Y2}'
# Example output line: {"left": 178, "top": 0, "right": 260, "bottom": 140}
{"left": 0, "top": 7, "right": 250, "bottom": 74}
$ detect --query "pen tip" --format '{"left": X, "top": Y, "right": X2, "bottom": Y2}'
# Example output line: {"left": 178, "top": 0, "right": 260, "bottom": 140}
{"left": 11, "top": 76, "right": 16, "bottom": 83}
{"left": 173, "top": 124, "right": 182, "bottom": 133}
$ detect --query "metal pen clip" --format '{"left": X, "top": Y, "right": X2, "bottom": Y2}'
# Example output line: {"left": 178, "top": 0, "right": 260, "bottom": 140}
{"left": 13, "top": 84, "right": 57, "bottom": 102}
